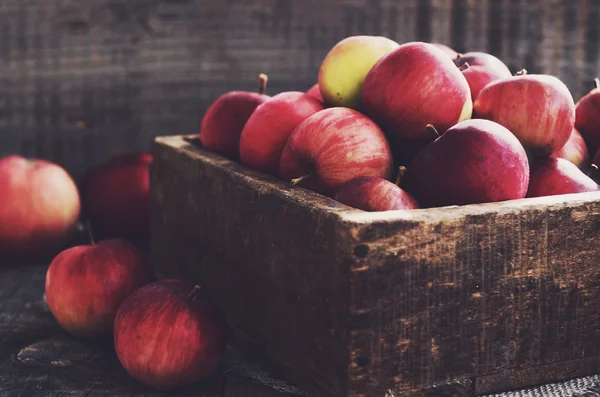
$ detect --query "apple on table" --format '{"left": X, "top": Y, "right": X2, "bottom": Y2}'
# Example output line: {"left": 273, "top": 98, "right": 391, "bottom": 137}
{"left": 114, "top": 279, "right": 227, "bottom": 390}
{"left": 45, "top": 236, "right": 152, "bottom": 338}
{"left": 0, "top": 155, "right": 81, "bottom": 261}
{"left": 80, "top": 152, "right": 153, "bottom": 246}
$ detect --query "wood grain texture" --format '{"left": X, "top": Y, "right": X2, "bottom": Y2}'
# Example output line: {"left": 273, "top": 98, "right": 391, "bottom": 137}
{"left": 1, "top": 0, "right": 599, "bottom": 181}
{"left": 344, "top": 194, "right": 600, "bottom": 396}
{"left": 151, "top": 135, "right": 600, "bottom": 397}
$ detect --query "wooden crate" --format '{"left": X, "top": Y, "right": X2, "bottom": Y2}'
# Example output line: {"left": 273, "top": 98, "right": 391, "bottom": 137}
{"left": 150, "top": 134, "right": 600, "bottom": 397}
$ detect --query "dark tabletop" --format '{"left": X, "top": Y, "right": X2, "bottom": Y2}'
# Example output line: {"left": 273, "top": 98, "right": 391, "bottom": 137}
{"left": 3, "top": 261, "right": 600, "bottom": 397}
{"left": 0, "top": 260, "right": 307, "bottom": 397}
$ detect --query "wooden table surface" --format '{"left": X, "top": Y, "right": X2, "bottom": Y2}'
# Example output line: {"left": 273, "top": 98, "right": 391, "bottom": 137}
{"left": 0, "top": 261, "right": 305, "bottom": 397}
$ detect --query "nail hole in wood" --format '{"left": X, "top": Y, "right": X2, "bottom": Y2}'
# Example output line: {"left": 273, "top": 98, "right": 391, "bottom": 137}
{"left": 353, "top": 245, "right": 369, "bottom": 258}
{"left": 355, "top": 356, "right": 371, "bottom": 367}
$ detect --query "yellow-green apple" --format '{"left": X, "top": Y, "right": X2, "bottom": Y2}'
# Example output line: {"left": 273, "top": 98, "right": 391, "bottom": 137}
{"left": 432, "top": 43, "right": 461, "bottom": 59}
{"left": 526, "top": 157, "right": 599, "bottom": 198}
{"left": 575, "top": 78, "right": 600, "bottom": 156}
{"left": 80, "top": 152, "right": 152, "bottom": 246}
{"left": 45, "top": 238, "right": 151, "bottom": 338}
{"left": 306, "top": 84, "right": 324, "bottom": 104}
{"left": 361, "top": 41, "right": 473, "bottom": 164}
{"left": 474, "top": 71, "right": 575, "bottom": 155}
{"left": 550, "top": 127, "right": 590, "bottom": 170}
{"left": 318, "top": 35, "right": 400, "bottom": 109}
{"left": 0, "top": 155, "right": 81, "bottom": 260}
{"left": 334, "top": 176, "right": 419, "bottom": 211}
{"left": 199, "top": 74, "right": 270, "bottom": 160}
{"left": 239, "top": 92, "right": 324, "bottom": 176}
{"left": 454, "top": 51, "right": 512, "bottom": 101}
{"left": 279, "top": 107, "right": 393, "bottom": 196}
{"left": 114, "top": 280, "right": 226, "bottom": 390}
{"left": 401, "top": 119, "right": 530, "bottom": 208}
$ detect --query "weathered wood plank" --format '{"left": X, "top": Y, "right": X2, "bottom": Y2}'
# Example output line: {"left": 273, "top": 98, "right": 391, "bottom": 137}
{"left": 345, "top": 194, "right": 600, "bottom": 396}
{"left": 150, "top": 135, "right": 600, "bottom": 397}
{"left": 1, "top": 0, "right": 599, "bottom": 181}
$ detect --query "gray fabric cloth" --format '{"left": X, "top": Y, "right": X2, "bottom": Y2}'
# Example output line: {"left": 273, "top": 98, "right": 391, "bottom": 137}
{"left": 222, "top": 346, "right": 600, "bottom": 396}
{"left": 485, "top": 376, "right": 600, "bottom": 397}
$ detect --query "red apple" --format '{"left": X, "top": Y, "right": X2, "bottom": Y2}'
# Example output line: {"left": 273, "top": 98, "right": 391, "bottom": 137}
{"left": 80, "top": 152, "right": 152, "bottom": 245}
{"left": 199, "top": 74, "right": 271, "bottom": 160}
{"left": 239, "top": 92, "right": 324, "bottom": 176}
{"left": 575, "top": 78, "right": 600, "bottom": 156}
{"left": 361, "top": 41, "right": 473, "bottom": 162}
{"left": 454, "top": 52, "right": 512, "bottom": 101}
{"left": 0, "top": 155, "right": 81, "bottom": 260}
{"left": 401, "top": 119, "right": 530, "bottom": 208}
{"left": 474, "top": 71, "right": 575, "bottom": 155}
{"left": 551, "top": 127, "right": 590, "bottom": 170}
{"left": 279, "top": 107, "right": 394, "bottom": 196}
{"left": 114, "top": 279, "right": 226, "bottom": 390}
{"left": 45, "top": 238, "right": 151, "bottom": 337}
{"left": 334, "top": 176, "right": 419, "bottom": 211}
{"left": 526, "top": 157, "right": 599, "bottom": 198}
{"left": 432, "top": 43, "right": 461, "bottom": 59}
{"left": 306, "top": 83, "right": 324, "bottom": 103}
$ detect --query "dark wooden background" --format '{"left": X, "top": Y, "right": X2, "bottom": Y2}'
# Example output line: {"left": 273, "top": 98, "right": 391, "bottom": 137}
{"left": 1, "top": 0, "right": 599, "bottom": 181}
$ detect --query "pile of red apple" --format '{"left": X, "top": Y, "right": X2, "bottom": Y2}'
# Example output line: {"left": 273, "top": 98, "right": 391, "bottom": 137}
{"left": 0, "top": 152, "right": 226, "bottom": 390}
{"left": 200, "top": 36, "right": 600, "bottom": 212}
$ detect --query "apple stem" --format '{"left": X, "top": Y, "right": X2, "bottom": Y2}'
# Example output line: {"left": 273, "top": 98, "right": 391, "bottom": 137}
{"left": 258, "top": 73, "right": 268, "bottom": 95}
{"left": 85, "top": 220, "right": 95, "bottom": 245}
{"left": 291, "top": 173, "right": 313, "bottom": 185}
{"left": 516, "top": 69, "right": 528, "bottom": 76}
{"left": 395, "top": 166, "right": 407, "bottom": 186}
{"left": 594, "top": 78, "right": 600, "bottom": 90}
{"left": 426, "top": 124, "right": 440, "bottom": 138}
{"left": 188, "top": 285, "right": 203, "bottom": 301}
{"left": 458, "top": 62, "right": 470, "bottom": 72}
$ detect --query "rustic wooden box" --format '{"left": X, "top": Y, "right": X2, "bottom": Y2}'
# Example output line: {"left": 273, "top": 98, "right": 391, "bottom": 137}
{"left": 150, "top": 134, "right": 600, "bottom": 397}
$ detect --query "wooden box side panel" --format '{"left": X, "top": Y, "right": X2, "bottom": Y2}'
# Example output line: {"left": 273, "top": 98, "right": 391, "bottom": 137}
{"left": 344, "top": 195, "right": 600, "bottom": 396}
{"left": 149, "top": 136, "right": 355, "bottom": 397}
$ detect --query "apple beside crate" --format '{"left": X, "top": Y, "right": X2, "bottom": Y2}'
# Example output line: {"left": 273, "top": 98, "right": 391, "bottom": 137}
{"left": 149, "top": 134, "right": 600, "bottom": 397}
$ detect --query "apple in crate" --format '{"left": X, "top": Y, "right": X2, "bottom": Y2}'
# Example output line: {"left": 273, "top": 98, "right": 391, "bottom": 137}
{"left": 45, "top": 238, "right": 151, "bottom": 337}
{"left": 318, "top": 35, "right": 400, "bottom": 109}
{"left": 454, "top": 51, "right": 512, "bottom": 101}
{"left": 575, "top": 78, "right": 600, "bottom": 156}
{"left": 114, "top": 279, "right": 226, "bottom": 390}
{"left": 474, "top": 71, "right": 575, "bottom": 155}
{"left": 551, "top": 127, "right": 590, "bottom": 170}
{"left": 279, "top": 107, "right": 393, "bottom": 196}
{"left": 199, "top": 74, "right": 270, "bottom": 160}
{"left": 81, "top": 152, "right": 152, "bottom": 245}
{"left": 239, "top": 91, "right": 324, "bottom": 176}
{"left": 305, "top": 83, "right": 324, "bottom": 103}
{"left": 526, "top": 157, "right": 599, "bottom": 198}
{"left": 432, "top": 42, "right": 461, "bottom": 59}
{"left": 0, "top": 155, "right": 81, "bottom": 260}
{"left": 361, "top": 41, "right": 473, "bottom": 162}
{"left": 401, "top": 119, "right": 530, "bottom": 208}
{"left": 334, "top": 176, "right": 419, "bottom": 211}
